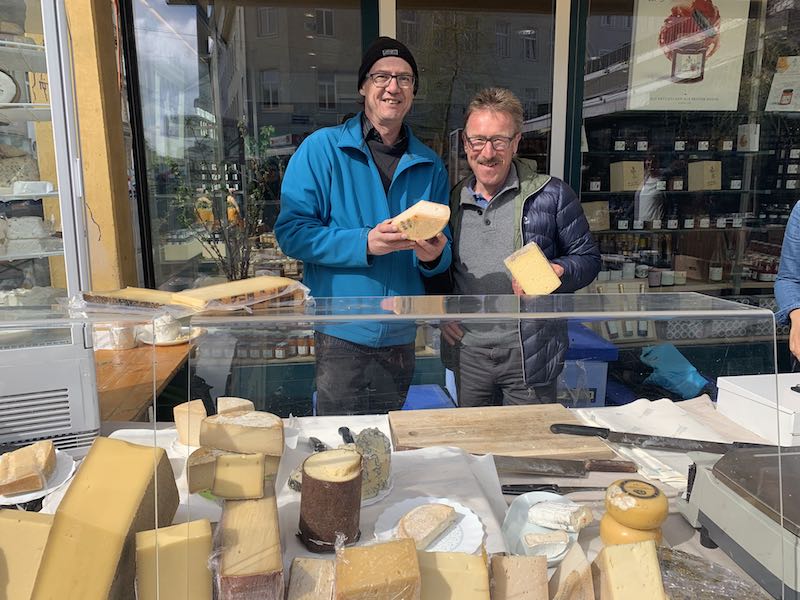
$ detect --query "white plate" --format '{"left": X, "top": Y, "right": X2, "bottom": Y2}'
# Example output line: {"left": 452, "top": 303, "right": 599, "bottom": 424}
{"left": 374, "top": 496, "right": 485, "bottom": 554}
{"left": 138, "top": 327, "right": 206, "bottom": 346}
{"left": 501, "top": 491, "right": 579, "bottom": 566}
{"left": 0, "top": 449, "right": 76, "bottom": 504}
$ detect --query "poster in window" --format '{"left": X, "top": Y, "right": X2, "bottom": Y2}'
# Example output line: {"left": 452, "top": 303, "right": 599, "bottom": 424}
{"left": 627, "top": 0, "right": 750, "bottom": 111}
{"left": 765, "top": 56, "right": 800, "bottom": 112}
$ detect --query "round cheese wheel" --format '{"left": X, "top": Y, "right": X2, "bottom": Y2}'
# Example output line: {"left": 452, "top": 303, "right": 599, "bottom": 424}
{"left": 604, "top": 479, "right": 668, "bottom": 530}
{"left": 600, "top": 513, "right": 662, "bottom": 546}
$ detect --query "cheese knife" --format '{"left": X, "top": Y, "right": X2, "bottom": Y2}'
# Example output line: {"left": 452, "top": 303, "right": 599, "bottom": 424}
{"left": 308, "top": 436, "right": 328, "bottom": 453}
{"left": 338, "top": 426, "right": 356, "bottom": 444}
{"left": 493, "top": 455, "right": 637, "bottom": 478}
{"left": 501, "top": 483, "right": 608, "bottom": 495}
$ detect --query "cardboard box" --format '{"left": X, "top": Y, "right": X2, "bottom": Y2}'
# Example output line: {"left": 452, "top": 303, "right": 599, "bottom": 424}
{"left": 673, "top": 254, "right": 709, "bottom": 280}
{"left": 610, "top": 161, "right": 644, "bottom": 191}
{"left": 688, "top": 161, "right": 722, "bottom": 191}
{"left": 582, "top": 201, "right": 610, "bottom": 231}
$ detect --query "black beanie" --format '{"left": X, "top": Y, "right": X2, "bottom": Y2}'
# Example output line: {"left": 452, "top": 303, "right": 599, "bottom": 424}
{"left": 358, "top": 36, "right": 419, "bottom": 95}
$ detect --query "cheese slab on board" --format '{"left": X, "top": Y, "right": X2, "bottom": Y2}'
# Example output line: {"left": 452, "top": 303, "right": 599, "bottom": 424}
{"left": 417, "top": 550, "right": 490, "bottom": 600}
{"left": 396, "top": 502, "right": 457, "bottom": 549}
{"left": 503, "top": 241, "right": 561, "bottom": 295}
{"left": 0, "top": 439, "right": 56, "bottom": 495}
{"left": 135, "top": 519, "right": 213, "bottom": 600}
{"left": 174, "top": 400, "right": 207, "bottom": 447}
{"left": 200, "top": 410, "right": 284, "bottom": 455}
{"left": 490, "top": 554, "right": 547, "bottom": 600}
{"left": 31, "top": 437, "right": 179, "bottom": 600}
{"left": 392, "top": 200, "right": 450, "bottom": 240}
{"left": 175, "top": 275, "right": 302, "bottom": 309}
{"left": 0, "top": 509, "right": 53, "bottom": 600}
{"left": 593, "top": 541, "right": 666, "bottom": 600}
{"left": 286, "top": 557, "right": 335, "bottom": 600}
{"left": 334, "top": 539, "right": 421, "bottom": 600}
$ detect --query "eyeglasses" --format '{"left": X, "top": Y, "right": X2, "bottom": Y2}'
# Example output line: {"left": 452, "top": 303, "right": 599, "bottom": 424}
{"left": 464, "top": 135, "right": 516, "bottom": 152}
{"left": 367, "top": 72, "right": 416, "bottom": 89}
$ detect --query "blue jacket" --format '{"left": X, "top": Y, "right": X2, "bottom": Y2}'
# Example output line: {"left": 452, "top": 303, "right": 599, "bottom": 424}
{"left": 776, "top": 200, "right": 800, "bottom": 324}
{"left": 275, "top": 113, "right": 452, "bottom": 347}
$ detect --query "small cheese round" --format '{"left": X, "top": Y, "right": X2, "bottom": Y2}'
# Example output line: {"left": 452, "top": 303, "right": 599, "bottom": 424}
{"left": 599, "top": 513, "right": 662, "bottom": 546}
{"left": 604, "top": 479, "right": 668, "bottom": 530}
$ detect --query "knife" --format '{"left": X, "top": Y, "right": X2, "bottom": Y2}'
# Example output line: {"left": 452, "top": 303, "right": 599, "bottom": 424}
{"left": 338, "top": 426, "right": 355, "bottom": 444}
{"left": 550, "top": 423, "right": 772, "bottom": 455}
{"left": 493, "top": 455, "right": 637, "bottom": 478}
{"left": 308, "top": 436, "right": 328, "bottom": 453}
{"left": 502, "top": 483, "right": 607, "bottom": 495}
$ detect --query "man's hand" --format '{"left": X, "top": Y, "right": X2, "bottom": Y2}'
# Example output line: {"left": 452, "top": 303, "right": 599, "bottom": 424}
{"left": 413, "top": 232, "right": 446, "bottom": 263}
{"left": 440, "top": 320, "right": 464, "bottom": 346}
{"left": 368, "top": 220, "right": 416, "bottom": 256}
{"left": 791, "top": 311, "right": 800, "bottom": 360}
{"left": 551, "top": 262, "right": 565, "bottom": 278}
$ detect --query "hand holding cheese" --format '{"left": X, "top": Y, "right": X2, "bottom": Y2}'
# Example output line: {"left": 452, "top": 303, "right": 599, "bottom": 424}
{"left": 391, "top": 200, "right": 450, "bottom": 241}
{"left": 504, "top": 241, "right": 562, "bottom": 295}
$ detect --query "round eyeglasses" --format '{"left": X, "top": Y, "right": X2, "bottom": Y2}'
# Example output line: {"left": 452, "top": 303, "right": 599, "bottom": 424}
{"left": 367, "top": 72, "right": 416, "bottom": 89}
{"left": 464, "top": 135, "right": 516, "bottom": 152}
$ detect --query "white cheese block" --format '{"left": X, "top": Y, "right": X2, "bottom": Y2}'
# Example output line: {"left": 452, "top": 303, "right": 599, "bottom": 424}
{"left": 174, "top": 400, "right": 207, "bottom": 447}
{"left": 392, "top": 200, "right": 450, "bottom": 240}
{"left": 490, "top": 554, "right": 547, "bottom": 600}
{"left": 200, "top": 410, "right": 284, "bottom": 456}
{"left": 286, "top": 557, "right": 335, "bottom": 600}
{"left": 549, "top": 543, "right": 595, "bottom": 600}
{"left": 396, "top": 503, "right": 457, "bottom": 549}
{"left": 522, "top": 529, "right": 569, "bottom": 559}
{"left": 593, "top": 541, "right": 666, "bottom": 600}
{"left": 217, "top": 396, "right": 255, "bottom": 414}
{"left": 527, "top": 501, "right": 593, "bottom": 533}
{"left": 504, "top": 241, "right": 561, "bottom": 295}
{"left": 0, "top": 509, "right": 53, "bottom": 600}
{"left": 417, "top": 550, "right": 489, "bottom": 600}
{"left": 0, "top": 440, "right": 56, "bottom": 495}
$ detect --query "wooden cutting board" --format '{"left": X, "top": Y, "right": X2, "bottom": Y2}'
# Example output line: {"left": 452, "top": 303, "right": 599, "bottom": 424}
{"left": 388, "top": 404, "right": 615, "bottom": 459}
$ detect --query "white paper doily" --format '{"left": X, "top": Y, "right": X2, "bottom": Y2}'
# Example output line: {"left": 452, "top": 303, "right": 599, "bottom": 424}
{"left": 0, "top": 449, "right": 76, "bottom": 504}
{"left": 374, "top": 496, "right": 485, "bottom": 554}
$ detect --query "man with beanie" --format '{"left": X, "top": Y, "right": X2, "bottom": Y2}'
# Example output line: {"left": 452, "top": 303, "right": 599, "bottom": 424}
{"left": 275, "top": 37, "right": 451, "bottom": 416}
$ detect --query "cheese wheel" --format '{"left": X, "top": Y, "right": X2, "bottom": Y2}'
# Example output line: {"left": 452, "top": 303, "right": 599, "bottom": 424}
{"left": 599, "top": 513, "right": 662, "bottom": 546}
{"left": 604, "top": 479, "right": 668, "bottom": 530}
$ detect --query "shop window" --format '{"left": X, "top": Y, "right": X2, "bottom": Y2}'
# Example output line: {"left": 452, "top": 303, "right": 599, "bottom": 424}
{"left": 315, "top": 8, "right": 334, "bottom": 37}
{"left": 260, "top": 70, "right": 280, "bottom": 108}
{"left": 600, "top": 15, "right": 613, "bottom": 27}
{"left": 523, "top": 87, "right": 539, "bottom": 119}
{"left": 318, "top": 74, "right": 336, "bottom": 111}
{"left": 399, "top": 11, "right": 418, "bottom": 46}
{"left": 496, "top": 23, "right": 510, "bottom": 58}
{"left": 522, "top": 31, "right": 538, "bottom": 61}
{"left": 257, "top": 8, "right": 277, "bottom": 37}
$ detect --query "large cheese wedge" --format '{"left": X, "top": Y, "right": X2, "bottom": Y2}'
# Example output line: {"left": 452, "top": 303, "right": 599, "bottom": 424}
{"left": 31, "top": 437, "right": 179, "bottom": 600}
{"left": 604, "top": 479, "right": 668, "bottom": 531}
{"left": 175, "top": 275, "right": 302, "bottom": 309}
{"left": 0, "top": 439, "right": 56, "bottom": 495}
{"left": 490, "top": 554, "right": 547, "bottom": 600}
{"left": 174, "top": 400, "right": 207, "bottom": 447}
{"left": 200, "top": 410, "right": 284, "bottom": 456}
{"left": 218, "top": 487, "right": 283, "bottom": 599}
{"left": 392, "top": 200, "right": 450, "bottom": 240}
{"left": 186, "top": 447, "right": 269, "bottom": 498}
{"left": 82, "top": 287, "right": 198, "bottom": 309}
{"left": 135, "top": 519, "right": 213, "bottom": 600}
{"left": 0, "top": 509, "right": 53, "bottom": 600}
{"left": 417, "top": 550, "right": 489, "bottom": 600}
{"left": 503, "top": 241, "right": 561, "bottom": 295}
{"left": 593, "top": 541, "right": 666, "bottom": 600}
{"left": 334, "top": 539, "right": 421, "bottom": 600}
{"left": 286, "top": 557, "right": 335, "bottom": 600}
{"left": 599, "top": 514, "right": 662, "bottom": 546}
{"left": 548, "top": 543, "right": 594, "bottom": 600}
{"left": 217, "top": 396, "right": 255, "bottom": 414}
{"left": 396, "top": 503, "right": 456, "bottom": 549}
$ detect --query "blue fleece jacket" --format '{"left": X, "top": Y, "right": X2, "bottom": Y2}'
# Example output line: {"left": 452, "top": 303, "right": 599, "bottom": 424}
{"left": 275, "top": 113, "right": 451, "bottom": 347}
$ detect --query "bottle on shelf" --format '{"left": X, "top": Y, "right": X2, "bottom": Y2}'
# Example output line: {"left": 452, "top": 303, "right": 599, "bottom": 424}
{"left": 709, "top": 236, "right": 725, "bottom": 282}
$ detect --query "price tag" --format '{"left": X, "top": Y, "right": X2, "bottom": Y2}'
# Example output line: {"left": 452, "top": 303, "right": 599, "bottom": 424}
{"left": 716, "top": 217, "right": 727, "bottom": 228}
{"left": 651, "top": 219, "right": 662, "bottom": 229}
{"left": 656, "top": 180, "right": 667, "bottom": 191}
{"left": 699, "top": 217, "right": 711, "bottom": 228}
{"left": 633, "top": 220, "right": 644, "bottom": 230}
{"left": 732, "top": 216, "right": 743, "bottom": 228}
{"left": 788, "top": 179, "right": 798, "bottom": 190}
{"left": 589, "top": 180, "right": 601, "bottom": 191}
{"left": 672, "top": 179, "right": 684, "bottom": 191}
{"left": 674, "top": 141, "right": 686, "bottom": 151}
{"left": 683, "top": 218, "right": 695, "bottom": 229}
{"left": 730, "top": 179, "right": 742, "bottom": 190}
{"left": 697, "top": 140, "right": 710, "bottom": 151}
{"left": 791, "top": 148, "right": 800, "bottom": 159}
{"left": 788, "top": 163, "right": 799, "bottom": 174}
{"left": 667, "top": 219, "right": 679, "bottom": 229}
{"left": 722, "top": 140, "right": 734, "bottom": 151}
{"left": 636, "top": 140, "right": 648, "bottom": 151}
{"left": 614, "top": 141, "right": 626, "bottom": 151}
{"left": 617, "top": 219, "right": 629, "bottom": 230}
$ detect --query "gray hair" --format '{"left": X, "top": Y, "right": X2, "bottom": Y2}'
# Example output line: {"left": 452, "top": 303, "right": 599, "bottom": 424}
{"left": 464, "top": 87, "right": 524, "bottom": 134}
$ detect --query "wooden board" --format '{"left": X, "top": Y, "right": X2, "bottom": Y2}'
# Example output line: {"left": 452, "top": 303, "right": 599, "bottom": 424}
{"left": 388, "top": 404, "right": 615, "bottom": 459}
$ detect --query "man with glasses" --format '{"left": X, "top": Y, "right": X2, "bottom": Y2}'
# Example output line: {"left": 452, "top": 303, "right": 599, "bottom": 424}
{"left": 439, "top": 87, "right": 600, "bottom": 406}
{"left": 275, "top": 37, "right": 451, "bottom": 415}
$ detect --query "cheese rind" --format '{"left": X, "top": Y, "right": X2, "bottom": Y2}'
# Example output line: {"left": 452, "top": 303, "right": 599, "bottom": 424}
{"left": 200, "top": 410, "right": 284, "bottom": 456}
{"left": 599, "top": 513, "right": 662, "bottom": 546}
{"left": 417, "top": 550, "right": 489, "bottom": 600}
{"left": 334, "top": 539, "right": 421, "bottom": 600}
{"left": 174, "top": 400, "right": 207, "bottom": 447}
{"left": 392, "top": 200, "right": 450, "bottom": 241}
{"left": 176, "top": 275, "right": 300, "bottom": 309}
{"left": 503, "top": 241, "right": 561, "bottom": 295}
{"left": 604, "top": 479, "right": 668, "bottom": 530}
{"left": 593, "top": 541, "right": 666, "bottom": 600}
{"left": 396, "top": 503, "right": 456, "bottom": 549}
{"left": 0, "top": 439, "right": 56, "bottom": 495}
{"left": 490, "top": 554, "right": 547, "bottom": 600}
{"left": 0, "top": 509, "right": 53, "bottom": 600}
{"left": 217, "top": 396, "right": 255, "bottom": 414}
{"left": 287, "top": 557, "right": 335, "bottom": 600}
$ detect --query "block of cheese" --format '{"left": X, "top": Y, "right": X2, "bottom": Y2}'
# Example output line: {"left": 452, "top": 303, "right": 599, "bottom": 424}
{"left": 175, "top": 275, "right": 302, "bottom": 309}
{"left": 287, "top": 557, "right": 335, "bottom": 600}
{"left": 217, "top": 396, "right": 255, "bottom": 414}
{"left": 523, "top": 529, "right": 569, "bottom": 558}
{"left": 82, "top": 286, "right": 198, "bottom": 309}
{"left": 135, "top": 519, "right": 213, "bottom": 600}
{"left": 417, "top": 550, "right": 489, "bottom": 600}
{"left": 200, "top": 410, "right": 284, "bottom": 456}
{"left": 392, "top": 200, "right": 450, "bottom": 240}
{"left": 600, "top": 514, "right": 662, "bottom": 546}
{"left": 593, "top": 541, "right": 666, "bottom": 600}
{"left": 218, "top": 488, "right": 283, "bottom": 599}
{"left": 0, "top": 439, "right": 56, "bottom": 495}
{"left": 354, "top": 428, "right": 391, "bottom": 500}
{"left": 605, "top": 479, "right": 668, "bottom": 531}
{"left": 396, "top": 503, "right": 456, "bottom": 549}
{"left": 31, "top": 437, "right": 179, "bottom": 600}
{"left": 548, "top": 544, "right": 594, "bottom": 600}
{"left": 0, "top": 509, "right": 53, "bottom": 600}
{"left": 528, "top": 501, "right": 593, "bottom": 533}
{"left": 490, "top": 554, "right": 547, "bottom": 600}
{"left": 174, "top": 400, "right": 207, "bottom": 447}
{"left": 185, "top": 447, "right": 267, "bottom": 498}
{"left": 503, "top": 241, "right": 561, "bottom": 295}
{"left": 334, "top": 539, "right": 420, "bottom": 600}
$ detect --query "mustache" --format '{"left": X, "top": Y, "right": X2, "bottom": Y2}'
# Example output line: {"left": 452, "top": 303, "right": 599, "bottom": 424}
{"left": 477, "top": 157, "right": 503, "bottom": 166}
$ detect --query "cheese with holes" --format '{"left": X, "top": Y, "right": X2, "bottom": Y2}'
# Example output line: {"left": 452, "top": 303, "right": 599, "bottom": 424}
{"left": 490, "top": 555, "right": 547, "bottom": 600}
{"left": 200, "top": 410, "right": 284, "bottom": 456}
{"left": 217, "top": 396, "right": 255, "bottom": 414}
{"left": 418, "top": 550, "right": 489, "bottom": 600}
{"left": 392, "top": 200, "right": 450, "bottom": 240}
{"left": 528, "top": 501, "right": 593, "bottom": 533}
{"left": 593, "top": 541, "right": 666, "bottom": 600}
{"left": 503, "top": 241, "right": 561, "bottom": 295}
{"left": 219, "top": 488, "right": 283, "bottom": 599}
{"left": 396, "top": 503, "right": 456, "bottom": 549}
{"left": 548, "top": 544, "right": 594, "bottom": 600}
{"left": 0, "top": 440, "right": 56, "bottom": 495}
{"left": 0, "top": 509, "right": 53, "bottom": 600}
{"left": 605, "top": 479, "right": 668, "bottom": 531}
{"left": 31, "top": 437, "right": 179, "bottom": 599}
{"left": 600, "top": 514, "right": 662, "bottom": 546}
{"left": 135, "top": 519, "right": 213, "bottom": 600}
{"left": 174, "top": 400, "right": 207, "bottom": 447}
{"left": 334, "top": 539, "right": 420, "bottom": 600}
{"left": 287, "top": 557, "right": 335, "bottom": 600}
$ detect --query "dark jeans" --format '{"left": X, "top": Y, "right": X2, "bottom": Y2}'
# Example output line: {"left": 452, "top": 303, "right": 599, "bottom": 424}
{"left": 455, "top": 344, "right": 557, "bottom": 407}
{"left": 314, "top": 332, "right": 415, "bottom": 415}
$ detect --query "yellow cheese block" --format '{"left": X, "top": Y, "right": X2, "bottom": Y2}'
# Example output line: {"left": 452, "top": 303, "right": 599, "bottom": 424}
{"left": 200, "top": 410, "right": 284, "bottom": 456}
{"left": 217, "top": 396, "right": 255, "bottom": 414}
{"left": 0, "top": 509, "right": 53, "bottom": 600}
{"left": 604, "top": 479, "right": 668, "bottom": 531}
{"left": 82, "top": 287, "right": 198, "bottom": 309}
{"left": 334, "top": 539, "right": 421, "bottom": 600}
{"left": 0, "top": 439, "right": 56, "bottom": 495}
{"left": 503, "top": 241, "right": 561, "bottom": 295}
{"left": 174, "top": 400, "right": 207, "bottom": 447}
{"left": 286, "top": 557, "right": 335, "bottom": 600}
{"left": 31, "top": 437, "right": 179, "bottom": 600}
{"left": 187, "top": 448, "right": 280, "bottom": 496}
{"left": 135, "top": 519, "right": 213, "bottom": 600}
{"left": 593, "top": 541, "right": 666, "bottom": 600}
{"left": 176, "top": 275, "right": 301, "bottom": 309}
{"left": 548, "top": 543, "right": 595, "bottom": 600}
{"left": 304, "top": 448, "right": 361, "bottom": 482}
{"left": 490, "top": 554, "right": 547, "bottom": 600}
{"left": 599, "top": 514, "right": 662, "bottom": 546}
{"left": 417, "top": 550, "right": 489, "bottom": 600}
{"left": 392, "top": 200, "right": 450, "bottom": 240}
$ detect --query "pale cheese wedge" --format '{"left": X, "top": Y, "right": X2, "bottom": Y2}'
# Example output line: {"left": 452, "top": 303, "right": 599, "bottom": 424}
{"left": 175, "top": 275, "right": 301, "bottom": 309}
{"left": 0, "top": 440, "right": 56, "bottom": 495}
{"left": 396, "top": 502, "right": 457, "bottom": 549}
{"left": 504, "top": 241, "right": 561, "bottom": 295}
{"left": 217, "top": 396, "right": 255, "bottom": 414}
{"left": 593, "top": 541, "right": 666, "bottom": 600}
{"left": 392, "top": 200, "right": 450, "bottom": 240}
{"left": 200, "top": 410, "right": 284, "bottom": 456}
{"left": 286, "top": 557, "right": 335, "bottom": 600}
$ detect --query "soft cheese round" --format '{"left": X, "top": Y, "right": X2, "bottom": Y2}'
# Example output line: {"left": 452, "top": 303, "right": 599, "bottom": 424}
{"left": 604, "top": 479, "right": 668, "bottom": 531}
{"left": 599, "top": 513, "right": 662, "bottom": 546}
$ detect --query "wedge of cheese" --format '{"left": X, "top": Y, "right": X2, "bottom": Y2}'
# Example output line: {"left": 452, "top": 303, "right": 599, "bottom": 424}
{"left": 593, "top": 541, "right": 666, "bottom": 600}
{"left": 0, "top": 439, "right": 56, "bottom": 495}
{"left": 175, "top": 275, "right": 301, "bottom": 309}
{"left": 549, "top": 544, "right": 594, "bottom": 600}
{"left": 187, "top": 447, "right": 277, "bottom": 498}
{"left": 200, "top": 410, "right": 284, "bottom": 456}
{"left": 217, "top": 396, "right": 255, "bottom": 414}
{"left": 82, "top": 287, "right": 198, "bottom": 309}
{"left": 392, "top": 200, "right": 450, "bottom": 240}
{"left": 417, "top": 550, "right": 489, "bottom": 600}
{"left": 504, "top": 241, "right": 561, "bottom": 295}
{"left": 490, "top": 555, "right": 547, "bottom": 600}
{"left": 0, "top": 509, "right": 53, "bottom": 600}
{"left": 334, "top": 539, "right": 420, "bottom": 600}
{"left": 286, "top": 557, "right": 335, "bottom": 600}
{"left": 174, "top": 400, "right": 207, "bottom": 447}
{"left": 396, "top": 503, "right": 456, "bottom": 549}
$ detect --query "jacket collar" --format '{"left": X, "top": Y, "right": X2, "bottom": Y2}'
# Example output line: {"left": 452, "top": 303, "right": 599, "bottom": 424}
{"left": 338, "top": 112, "right": 434, "bottom": 171}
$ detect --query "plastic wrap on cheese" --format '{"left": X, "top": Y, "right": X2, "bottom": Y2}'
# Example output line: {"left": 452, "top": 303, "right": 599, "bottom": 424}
{"left": 503, "top": 241, "right": 561, "bottom": 295}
